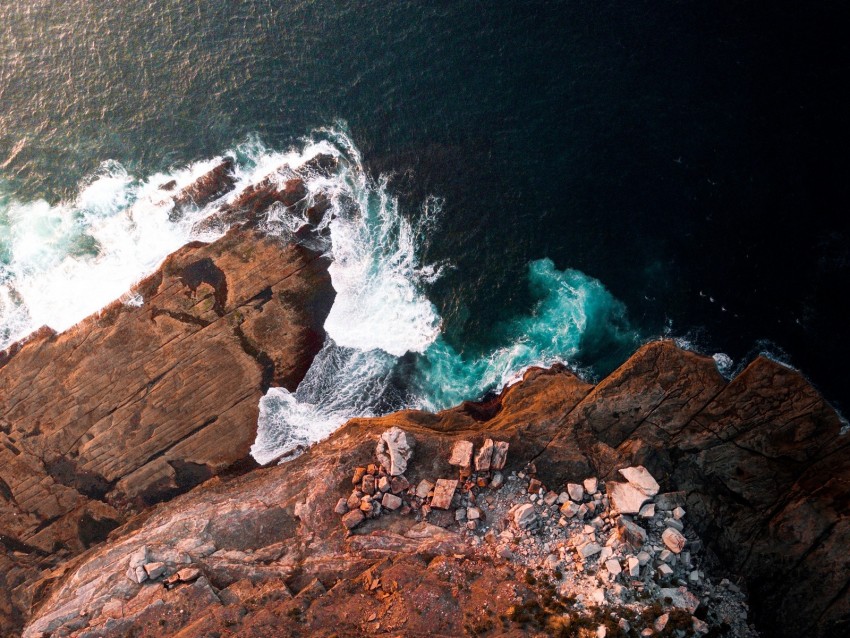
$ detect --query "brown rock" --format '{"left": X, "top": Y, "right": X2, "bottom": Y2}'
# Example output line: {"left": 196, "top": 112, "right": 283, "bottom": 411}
{"left": 390, "top": 476, "right": 410, "bottom": 494}
{"left": 342, "top": 509, "right": 365, "bottom": 530}
{"left": 352, "top": 467, "right": 367, "bottom": 486}
{"left": 431, "top": 479, "right": 458, "bottom": 510}
{"left": 361, "top": 475, "right": 376, "bottom": 496}
{"left": 381, "top": 493, "right": 402, "bottom": 511}
{"left": 448, "top": 440, "right": 474, "bottom": 468}
{"left": 474, "top": 439, "right": 494, "bottom": 472}
{"left": 491, "top": 440, "right": 510, "bottom": 470}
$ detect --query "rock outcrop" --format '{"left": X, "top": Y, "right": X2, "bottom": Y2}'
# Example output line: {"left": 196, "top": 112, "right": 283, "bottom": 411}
{"left": 11, "top": 342, "right": 848, "bottom": 637}
{"left": 0, "top": 160, "right": 335, "bottom": 636}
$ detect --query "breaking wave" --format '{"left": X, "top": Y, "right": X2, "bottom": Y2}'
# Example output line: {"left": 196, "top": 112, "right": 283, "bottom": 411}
{"left": 0, "top": 126, "right": 638, "bottom": 465}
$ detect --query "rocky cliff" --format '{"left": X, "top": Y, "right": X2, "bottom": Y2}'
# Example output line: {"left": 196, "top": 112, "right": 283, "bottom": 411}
{"left": 1, "top": 160, "right": 848, "bottom": 638}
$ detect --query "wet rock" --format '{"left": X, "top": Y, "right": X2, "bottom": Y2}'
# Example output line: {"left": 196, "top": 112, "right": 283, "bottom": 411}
{"left": 431, "top": 479, "right": 458, "bottom": 510}
{"left": 375, "top": 427, "right": 415, "bottom": 476}
{"left": 448, "top": 440, "right": 473, "bottom": 469}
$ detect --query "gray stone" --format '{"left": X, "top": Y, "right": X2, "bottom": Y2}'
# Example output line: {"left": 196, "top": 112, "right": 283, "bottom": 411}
{"left": 448, "top": 440, "right": 473, "bottom": 468}
{"left": 659, "top": 587, "right": 700, "bottom": 613}
{"left": 639, "top": 503, "right": 656, "bottom": 518}
{"left": 474, "top": 438, "right": 494, "bottom": 472}
{"left": 664, "top": 517, "right": 684, "bottom": 532}
{"left": 657, "top": 563, "right": 674, "bottom": 577}
{"left": 557, "top": 491, "right": 570, "bottom": 504}
{"left": 627, "top": 556, "right": 641, "bottom": 577}
{"left": 431, "top": 478, "right": 458, "bottom": 509}
{"left": 126, "top": 565, "right": 148, "bottom": 584}
{"left": 128, "top": 546, "right": 148, "bottom": 569}
{"left": 375, "top": 427, "right": 415, "bottom": 476}
{"left": 455, "top": 509, "right": 467, "bottom": 522}
{"left": 490, "top": 472, "right": 504, "bottom": 489}
{"left": 617, "top": 517, "right": 648, "bottom": 548}
{"left": 618, "top": 466, "right": 660, "bottom": 496}
{"left": 673, "top": 506, "right": 686, "bottom": 520}
{"left": 334, "top": 498, "right": 349, "bottom": 515}
{"left": 606, "top": 481, "right": 651, "bottom": 514}
{"left": 491, "top": 440, "right": 510, "bottom": 470}
{"left": 662, "top": 527, "right": 687, "bottom": 554}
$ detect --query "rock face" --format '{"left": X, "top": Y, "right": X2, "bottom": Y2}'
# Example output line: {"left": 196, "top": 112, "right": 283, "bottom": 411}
{"left": 1, "top": 271, "right": 847, "bottom": 638}
{"left": 0, "top": 163, "right": 335, "bottom": 636}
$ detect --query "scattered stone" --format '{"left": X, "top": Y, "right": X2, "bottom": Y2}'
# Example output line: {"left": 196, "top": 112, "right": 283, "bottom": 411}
{"left": 490, "top": 472, "right": 504, "bottom": 489}
{"left": 617, "top": 517, "right": 648, "bottom": 549}
{"left": 166, "top": 567, "right": 202, "bottom": 585}
{"left": 606, "top": 481, "right": 651, "bottom": 514}
{"left": 655, "top": 491, "right": 686, "bottom": 510}
{"left": 513, "top": 504, "right": 538, "bottom": 530}
{"left": 381, "top": 493, "right": 402, "bottom": 510}
{"left": 455, "top": 509, "right": 467, "bottom": 522}
{"left": 664, "top": 517, "right": 684, "bottom": 532}
{"left": 627, "top": 556, "right": 641, "bottom": 577}
{"left": 557, "top": 491, "right": 570, "bottom": 504}
{"left": 342, "top": 509, "right": 365, "bottom": 530}
{"left": 375, "top": 427, "right": 415, "bottom": 476}
{"left": 474, "top": 438, "right": 494, "bottom": 472}
{"left": 128, "top": 546, "right": 148, "bottom": 569}
{"left": 415, "top": 479, "right": 434, "bottom": 499}
{"left": 334, "top": 498, "right": 348, "bottom": 515}
{"left": 560, "top": 501, "right": 580, "bottom": 518}
{"left": 640, "top": 629, "right": 654, "bottom": 637}
{"left": 466, "top": 520, "right": 478, "bottom": 530}
{"left": 346, "top": 492, "right": 361, "bottom": 510}
{"left": 659, "top": 587, "right": 700, "bottom": 613}
{"left": 578, "top": 543, "right": 603, "bottom": 559}
{"left": 144, "top": 562, "right": 166, "bottom": 580}
{"left": 361, "top": 474, "right": 376, "bottom": 495}
{"left": 377, "top": 476, "right": 391, "bottom": 492}
{"left": 567, "top": 483, "right": 585, "bottom": 502}
{"left": 448, "top": 440, "right": 473, "bottom": 469}
{"left": 692, "top": 617, "right": 709, "bottom": 634}
{"left": 638, "top": 503, "right": 655, "bottom": 518}
{"left": 662, "top": 527, "right": 687, "bottom": 554}
{"left": 583, "top": 477, "right": 598, "bottom": 494}
{"left": 467, "top": 507, "right": 481, "bottom": 521}
{"left": 659, "top": 549, "right": 674, "bottom": 563}
{"left": 126, "top": 565, "right": 148, "bottom": 584}
{"left": 590, "top": 587, "right": 605, "bottom": 604}
{"left": 597, "top": 626, "right": 607, "bottom": 638}
{"left": 657, "top": 563, "right": 674, "bottom": 578}
{"left": 618, "top": 466, "right": 660, "bottom": 496}
{"left": 352, "top": 467, "right": 367, "bottom": 486}
{"left": 654, "top": 613, "right": 669, "bottom": 632}
{"left": 543, "top": 491, "right": 559, "bottom": 506}
{"left": 637, "top": 551, "right": 652, "bottom": 566}
{"left": 431, "top": 479, "right": 458, "bottom": 509}
{"left": 491, "top": 440, "right": 509, "bottom": 470}
{"left": 673, "top": 506, "right": 686, "bottom": 520}
{"left": 528, "top": 478, "right": 542, "bottom": 494}
{"left": 619, "top": 618, "right": 631, "bottom": 633}
{"left": 689, "top": 570, "right": 701, "bottom": 583}
{"left": 605, "top": 559, "right": 622, "bottom": 576}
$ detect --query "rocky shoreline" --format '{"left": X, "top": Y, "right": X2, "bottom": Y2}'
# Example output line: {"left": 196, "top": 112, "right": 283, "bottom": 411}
{"left": 1, "top": 160, "right": 848, "bottom": 637}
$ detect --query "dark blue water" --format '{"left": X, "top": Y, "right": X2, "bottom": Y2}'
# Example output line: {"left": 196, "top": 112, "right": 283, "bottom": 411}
{"left": 1, "top": 1, "right": 847, "bottom": 413}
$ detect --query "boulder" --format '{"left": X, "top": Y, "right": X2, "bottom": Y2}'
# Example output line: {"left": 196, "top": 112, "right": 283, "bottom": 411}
{"left": 606, "top": 482, "right": 651, "bottom": 514}
{"left": 375, "top": 427, "right": 415, "bottom": 476}
{"left": 448, "top": 440, "right": 473, "bottom": 468}
{"left": 474, "top": 439, "right": 494, "bottom": 472}
{"left": 431, "top": 479, "right": 458, "bottom": 510}
{"left": 618, "top": 466, "right": 660, "bottom": 496}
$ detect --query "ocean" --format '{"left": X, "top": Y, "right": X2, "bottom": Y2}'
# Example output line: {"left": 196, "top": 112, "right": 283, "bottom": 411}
{"left": 1, "top": 1, "right": 847, "bottom": 459}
